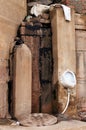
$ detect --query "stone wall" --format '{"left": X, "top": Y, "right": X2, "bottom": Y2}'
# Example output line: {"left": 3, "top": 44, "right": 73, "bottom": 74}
{"left": 0, "top": 0, "right": 27, "bottom": 118}
{"left": 65, "top": 0, "right": 86, "bottom": 14}
{"left": 75, "top": 14, "right": 86, "bottom": 120}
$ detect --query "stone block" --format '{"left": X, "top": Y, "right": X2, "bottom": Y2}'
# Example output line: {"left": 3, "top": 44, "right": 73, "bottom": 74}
{"left": 12, "top": 44, "right": 32, "bottom": 118}
{"left": 0, "top": 0, "right": 26, "bottom": 25}
{"left": 50, "top": 6, "right": 76, "bottom": 115}
{"left": 0, "top": 83, "right": 8, "bottom": 118}
{"left": 0, "top": 0, "right": 27, "bottom": 118}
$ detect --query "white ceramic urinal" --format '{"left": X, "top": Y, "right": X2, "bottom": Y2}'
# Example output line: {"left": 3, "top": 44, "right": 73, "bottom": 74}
{"left": 60, "top": 69, "right": 76, "bottom": 89}
{"left": 59, "top": 70, "right": 76, "bottom": 114}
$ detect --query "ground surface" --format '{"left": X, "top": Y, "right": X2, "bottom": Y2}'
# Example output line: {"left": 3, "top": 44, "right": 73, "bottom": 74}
{"left": 0, "top": 120, "right": 86, "bottom": 130}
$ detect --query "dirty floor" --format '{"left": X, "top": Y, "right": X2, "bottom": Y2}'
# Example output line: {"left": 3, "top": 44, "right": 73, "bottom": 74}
{"left": 0, "top": 120, "right": 86, "bottom": 130}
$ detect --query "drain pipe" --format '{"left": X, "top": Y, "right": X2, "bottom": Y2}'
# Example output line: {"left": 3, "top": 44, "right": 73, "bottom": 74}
{"left": 61, "top": 88, "right": 71, "bottom": 114}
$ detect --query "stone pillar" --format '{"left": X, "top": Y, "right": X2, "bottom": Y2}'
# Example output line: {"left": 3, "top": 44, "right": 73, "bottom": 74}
{"left": 50, "top": 6, "right": 76, "bottom": 116}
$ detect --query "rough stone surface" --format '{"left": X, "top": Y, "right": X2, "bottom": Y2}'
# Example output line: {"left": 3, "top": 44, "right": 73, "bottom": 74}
{"left": 50, "top": 6, "right": 76, "bottom": 116}
{"left": 0, "top": 0, "right": 27, "bottom": 118}
{"left": 75, "top": 13, "right": 86, "bottom": 120}
{"left": 65, "top": 0, "right": 86, "bottom": 14}
{"left": 20, "top": 23, "right": 41, "bottom": 112}
{"left": 20, "top": 22, "right": 53, "bottom": 113}
{"left": 0, "top": 83, "right": 8, "bottom": 118}
{"left": 12, "top": 44, "right": 32, "bottom": 118}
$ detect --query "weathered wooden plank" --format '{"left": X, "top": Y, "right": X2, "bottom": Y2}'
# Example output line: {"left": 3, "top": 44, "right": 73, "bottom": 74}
{"left": 50, "top": 6, "right": 76, "bottom": 115}
{"left": 12, "top": 44, "right": 32, "bottom": 118}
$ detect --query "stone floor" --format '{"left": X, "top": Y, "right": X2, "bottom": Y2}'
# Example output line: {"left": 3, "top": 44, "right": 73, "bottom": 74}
{"left": 0, "top": 120, "right": 86, "bottom": 130}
